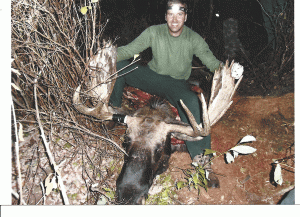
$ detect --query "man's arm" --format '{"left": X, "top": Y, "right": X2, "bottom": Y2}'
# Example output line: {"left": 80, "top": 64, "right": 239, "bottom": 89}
{"left": 117, "top": 27, "right": 152, "bottom": 62}
{"left": 193, "top": 34, "right": 221, "bottom": 73}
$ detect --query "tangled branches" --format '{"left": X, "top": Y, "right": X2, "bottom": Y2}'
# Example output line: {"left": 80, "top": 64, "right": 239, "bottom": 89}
{"left": 238, "top": 0, "right": 294, "bottom": 96}
{"left": 11, "top": 0, "right": 123, "bottom": 205}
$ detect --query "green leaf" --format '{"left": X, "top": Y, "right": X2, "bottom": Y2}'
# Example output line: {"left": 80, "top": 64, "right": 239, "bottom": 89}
{"left": 193, "top": 174, "right": 200, "bottom": 185}
{"left": 197, "top": 187, "right": 201, "bottom": 195}
{"left": 177, "top": 181, "right": 183, "bottom": 189}
{"left": 103, "top": 187, "right": 110, "bottom": 192}
{"left": 64, "top": 143, "right": 72, "bottom": 149}
{"left": 188, "top": 177, "right": 193, "bottom": 186}
{"left": 162, "top": 175, "right": 171, "bottom": 183}
{"left": 184, "top": 169, "right": 192, "bottom": 176}
{"left": 106, "top": 191, "right": 115, "bottom": 199}
{"left": 204, "top": 149, "right": 217, "bottom": 155}
{"left": 203, "top": 177, "right": 208, "bottom": 188}
{"left": 161, "top": 190, "right": 168, "bottom": 198}
{"left": 91, "top": 0, "right": 99, "bottom": 3}
{"left": 80, "top": 6, "right": 88, "bottom": 15}
{"left": 103, "top": 187, "right": 115, "bottom": 199}
{"left": 195, "top": 167, "right": 205, "bottom": 175}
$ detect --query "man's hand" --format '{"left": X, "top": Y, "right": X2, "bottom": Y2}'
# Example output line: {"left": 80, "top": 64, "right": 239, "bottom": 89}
{"left": 231, "top": 62, "right": 244, "bottom": 79}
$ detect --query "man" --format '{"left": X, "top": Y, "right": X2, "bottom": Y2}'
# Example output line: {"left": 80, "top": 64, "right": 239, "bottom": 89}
{"left": 109, "top": 0, "right": 221, "bottom": 187}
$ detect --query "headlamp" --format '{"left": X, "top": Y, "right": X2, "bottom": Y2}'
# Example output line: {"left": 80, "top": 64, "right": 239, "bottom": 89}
{"left": 167, "top": 4, "right": 187, "bottom": 13}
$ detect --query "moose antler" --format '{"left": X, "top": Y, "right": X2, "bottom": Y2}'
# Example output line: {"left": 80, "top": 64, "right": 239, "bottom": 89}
{"left": 73, "top": 40, "right": 117, "bottom": 120}
{"left": 167, "top": 60, "right": 243, "bottom": 141}
{"left": 208, "top": 60, "right": 243, "bottom": 126}
{"left": 73, "top": 41, "right": 242, "bottom": 141}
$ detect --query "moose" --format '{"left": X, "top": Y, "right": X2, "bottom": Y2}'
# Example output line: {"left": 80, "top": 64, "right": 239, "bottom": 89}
{"left": 73, "top": 41, "right": 242, "bottom": 204}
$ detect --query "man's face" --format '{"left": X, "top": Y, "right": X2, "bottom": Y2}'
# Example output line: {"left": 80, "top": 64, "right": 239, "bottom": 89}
{"left": 165, "top": 3, "right": 187, "bottom": 37}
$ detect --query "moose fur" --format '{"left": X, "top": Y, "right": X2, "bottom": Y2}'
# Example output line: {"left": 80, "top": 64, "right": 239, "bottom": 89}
{"left": 115, "top": 97, "right": 180, "bottom": 204}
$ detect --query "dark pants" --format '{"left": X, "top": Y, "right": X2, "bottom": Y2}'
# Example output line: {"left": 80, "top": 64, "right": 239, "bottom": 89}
{"left": 109, "top": 60, "right": 211, "bottom": 159}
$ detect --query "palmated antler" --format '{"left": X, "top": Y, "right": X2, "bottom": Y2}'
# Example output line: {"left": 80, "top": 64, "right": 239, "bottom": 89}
{"left": 208, "top": 60, "right": 242, "bottom": 126}
{"left": 168, "top": 60, "right": 243, "bottom": 141}
{"left": 73, "top": 40, "right": 117, "bottom": 120}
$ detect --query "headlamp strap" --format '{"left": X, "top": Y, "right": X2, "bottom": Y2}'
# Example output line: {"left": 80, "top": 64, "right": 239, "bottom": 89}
{"left": 167, "top": 5, "right": 187, "bottom": 13}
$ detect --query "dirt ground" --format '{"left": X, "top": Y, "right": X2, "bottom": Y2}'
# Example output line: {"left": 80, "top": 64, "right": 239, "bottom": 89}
{"left": 164, "top": 92, "right": 295, "bottom": 205}
{"left": 11, "top": 92, "right": 294, "bottom": 205}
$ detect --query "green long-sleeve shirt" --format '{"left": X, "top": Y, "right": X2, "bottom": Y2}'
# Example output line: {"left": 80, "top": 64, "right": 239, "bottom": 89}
{"left": 117, "top": 24, "right": 220, "bottom": 80}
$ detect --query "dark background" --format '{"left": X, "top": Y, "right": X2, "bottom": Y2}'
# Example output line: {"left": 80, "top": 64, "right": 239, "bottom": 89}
{"left": 77, "top": 0, "right": 294, "bottom": 96}
{"left": 100, "top": 0, "right": 268, "bottom": 63}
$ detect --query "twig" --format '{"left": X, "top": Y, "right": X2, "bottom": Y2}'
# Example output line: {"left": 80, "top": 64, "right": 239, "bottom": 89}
{"left": 83, "top": 57, "right": 140, "bottom": 95}
{"left": 90, "top": 2, "right": 97, "bottom": 57}
{"left": 34, "top": 77, "right": 70, "bottom": 205}
{"left": 191, "top": 66, "right": 205, "bottom": 69}
{"left": 11, "top": 189, "right": 27, "bottom": 205}
{"left": 256, "top": 0, "right": 273, "bottom": 24}
{"left": 36, "top": 182, "right": 45, "bottom": 205}
{"left": 70, "top": 123, "right": 128, "bottom": 156}
{"left": 109, "top": 58, "right": 141, "bottom": 81}
{"left": 11, "top": 99, "right": 23, "bottom": 205}
{"left": 14, "top": 107, "right": 128, "bottom": 156}
{"left": 106, "top": 66, "right": 139, "bottom": 83}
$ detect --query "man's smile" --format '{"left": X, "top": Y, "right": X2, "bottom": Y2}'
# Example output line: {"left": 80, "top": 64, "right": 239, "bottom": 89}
{"left": 165, "top": 3, "right": 187, "bottom": 37}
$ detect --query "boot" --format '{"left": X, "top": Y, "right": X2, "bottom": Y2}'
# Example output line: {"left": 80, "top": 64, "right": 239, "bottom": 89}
{"left": 192, "top": 153, "right": 220, "bottom": 188}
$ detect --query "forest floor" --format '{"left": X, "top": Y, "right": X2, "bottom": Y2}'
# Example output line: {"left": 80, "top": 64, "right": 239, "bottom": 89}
{"left": 163, "top": 92, "right": 295, "bottom": 205}
{"left": 12, "top": 92, "right": 294, "bottom": 205}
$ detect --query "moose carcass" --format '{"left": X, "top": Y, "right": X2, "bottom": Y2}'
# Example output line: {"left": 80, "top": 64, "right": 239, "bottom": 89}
{"left": 73, "top": 41, "right": 242, "bottom": 204}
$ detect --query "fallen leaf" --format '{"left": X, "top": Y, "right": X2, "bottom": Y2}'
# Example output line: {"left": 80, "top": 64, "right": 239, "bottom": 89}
{"left": 274, "top": 163, "right": 283, "bottom": 185}
{"left": 230, "top": 145, "right": 257, "bottom": 155}
{"left": 226, "top": 152, "right": 234, "bottom": 163}
{"left": 44, "top": 175, "right": 53, "bottom": 196}
{"left": 18, "top": 123, "right": 24, "bottom": 142}
{"left": 233, "top": 150, "right": 239, "bottom": 158}
{"left": 239, "top": 135, "right": 256, "bottom": 144}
